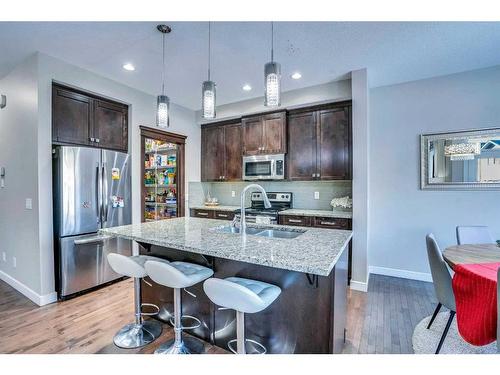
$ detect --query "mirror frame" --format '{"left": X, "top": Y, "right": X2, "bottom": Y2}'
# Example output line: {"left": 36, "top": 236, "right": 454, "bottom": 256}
{"left": 420, "top": 127, "right": 500, "bottom": 190}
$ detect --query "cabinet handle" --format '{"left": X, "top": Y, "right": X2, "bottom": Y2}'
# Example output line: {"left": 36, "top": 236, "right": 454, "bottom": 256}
{"left": 95, "top": 138, "right": 100, "bottom": 143}
{"left": 320, "top": 221, "right": 336, "bottom": 226}
{"left": 222, "top": 175, "right": 225, "bottom": 180}
{"left": 218, "top": 214, "right": 228, "bottom": 218}
{"left": 312, "top": 173, "right": 315, "bottom": 177}
{"left": 288, "top": 219, "right": 303, "bottom": 223}
{"left": 90, "top": 137, "right": 95, "bottom": 142}
{"left": 317, "top": 173, "right": 320, "bottom": 177}
{"left": 197, "top": 212, "right": 209, "bottom": 216}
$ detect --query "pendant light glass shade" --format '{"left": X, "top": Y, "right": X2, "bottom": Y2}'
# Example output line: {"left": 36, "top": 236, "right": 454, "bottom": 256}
{"left": 157, "top": 95, "right": 170, "bottom": 128}
{"left": 264, "top": 61, "right": 281, "bottom": 107}
{"left": 264, "top": 22, "right": 281, "bottom": 107}
{"left": 202, "top": 80, "right": 216, "bottom": 119}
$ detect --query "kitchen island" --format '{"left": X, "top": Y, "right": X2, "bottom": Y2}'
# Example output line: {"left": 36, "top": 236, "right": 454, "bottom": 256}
{"left": 100, "top": 217, "right": 352, "bottom": 354}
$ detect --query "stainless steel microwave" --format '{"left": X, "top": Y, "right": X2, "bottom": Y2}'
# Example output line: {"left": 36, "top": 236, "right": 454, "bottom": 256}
{"left": 242, "top": 154, "right": 285, "bottom": 180}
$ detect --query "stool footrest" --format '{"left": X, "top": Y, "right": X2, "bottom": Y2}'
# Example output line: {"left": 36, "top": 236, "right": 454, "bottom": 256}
{"left": 228, "top": 338, "right": 267, "bottom": 354}
{"left": 169, "top": 315, "right": 202, "bottom": 331}
{"left": 141, "top": 303, "right": 160, "bottom": 317}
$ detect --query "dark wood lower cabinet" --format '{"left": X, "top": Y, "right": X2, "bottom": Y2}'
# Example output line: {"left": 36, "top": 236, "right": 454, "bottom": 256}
{"left": 190, "top": 209, "right": 235, "bottom": 220}
{"left": 139, "top": 241, "right": 349, "bottom": 354}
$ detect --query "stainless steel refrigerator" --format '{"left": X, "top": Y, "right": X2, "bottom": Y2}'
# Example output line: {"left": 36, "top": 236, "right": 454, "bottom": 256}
{"left": 53, "top": 146, "right": 132, "bottom": 299}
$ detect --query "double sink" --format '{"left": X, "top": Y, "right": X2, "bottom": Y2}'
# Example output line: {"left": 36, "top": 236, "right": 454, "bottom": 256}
{"left": 214, "top": 225, "right": 306, "bottom": 239}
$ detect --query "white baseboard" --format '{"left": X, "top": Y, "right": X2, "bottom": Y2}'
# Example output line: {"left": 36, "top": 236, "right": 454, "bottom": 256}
{"left": 350, "top": 279, "right": 369, "bottom": 292}
{"left": 0, "top": 270, "right": 57, "bottom": 306}
{"left": 369, "top": 266, "right": 432, "bottom": 283}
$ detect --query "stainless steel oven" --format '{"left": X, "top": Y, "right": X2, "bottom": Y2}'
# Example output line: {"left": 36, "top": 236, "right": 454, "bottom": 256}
{"left": 242, "top": 154, "right": 285, "bottom": 180}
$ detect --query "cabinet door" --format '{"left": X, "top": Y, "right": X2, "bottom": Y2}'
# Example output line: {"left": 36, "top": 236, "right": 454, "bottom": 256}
{"left": 262, "top": 112, "right": 286, "bottom": 154}
{"left": 201, "top": 126, "right": 224, "bottom": 181}
{"left": 52, "top": 86, "right": 92, "bottom": 146}
{"left": 317, "top": 108, "right": 350, "bottom": 180}
{"left": 242, "top": 116, "right": 263, "bottom": 155}
{"left": 223, "top": 123, "right": 242, "bottom": 180}
{"left": 287, "top": 111, "right": 317, "bottom": 180}
{"left": 93, "top": 99, "right": 128, "bottom": 152}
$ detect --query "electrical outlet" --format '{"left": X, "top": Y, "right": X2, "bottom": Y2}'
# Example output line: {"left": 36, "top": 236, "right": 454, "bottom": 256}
{"left": 231, "top": 191, "right": 236, "bottom": 198}
{"left": 314, "top": 192, "right": 320, "bottom": 200}
{"left": 25, "top": 198, "right": 32, "bottom": 210}
{"left": 2, "top": 252, "right": 6, "bottom": 262}
{"left": 12, "top": 256, "right": 16, "bottom": 268}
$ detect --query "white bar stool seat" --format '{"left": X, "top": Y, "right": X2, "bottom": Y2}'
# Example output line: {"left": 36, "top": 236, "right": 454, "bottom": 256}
{"left": 107, "top": 253, "right": 169, "bottom": 349}
{"left": 144, "top": 260, "right": 214, "bottom": 354}
{"left": 203, "top": 276, "right": 281, "bottom": 354}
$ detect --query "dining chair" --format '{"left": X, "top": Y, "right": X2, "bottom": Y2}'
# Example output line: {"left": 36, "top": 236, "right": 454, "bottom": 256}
{"left": 426, "top": 233, "right": 456, "bottom": 354}
{"left": 497, "top": 267, "right": 500, "bottom": 354}
{"left": 456, "top": 226, "right": 494, "bottom": 245}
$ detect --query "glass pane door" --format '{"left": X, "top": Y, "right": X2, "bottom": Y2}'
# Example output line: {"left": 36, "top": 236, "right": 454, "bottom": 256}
{"left": 144, "top": 137, "right": 178, "bottom": 221}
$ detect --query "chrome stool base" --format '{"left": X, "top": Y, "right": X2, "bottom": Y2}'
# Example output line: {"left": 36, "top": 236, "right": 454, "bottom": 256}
{"left": 228, "top": 338, "right": 266, "bottom": 354}
{"left": 113, "top": 320, "right": 163, "bottom": 349}
{"left": 155, "top": 336, "right": 206, "bottom": 354}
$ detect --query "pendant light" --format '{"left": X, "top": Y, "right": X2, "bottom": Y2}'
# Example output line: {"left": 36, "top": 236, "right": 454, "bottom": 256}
{"left": 264, "top": 22, "right": 281, "bottom": 107}
{"left": 156, "top": 24, "right": 171, "bottom": 128}
{"left": 202, "top": 22, "right": 216, "bottom": 119}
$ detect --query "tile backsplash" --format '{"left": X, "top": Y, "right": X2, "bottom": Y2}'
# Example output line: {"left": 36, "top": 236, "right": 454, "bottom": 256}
{"left": 188, "top": 180, "right": 352, "bottom": 210}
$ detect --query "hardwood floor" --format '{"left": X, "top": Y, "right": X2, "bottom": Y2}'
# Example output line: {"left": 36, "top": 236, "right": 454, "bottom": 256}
{"left": 0, "top": 274, "right": 437, "bottom": 354}
{"left": 344, "top": 274, "right": 438, "bottom": 354}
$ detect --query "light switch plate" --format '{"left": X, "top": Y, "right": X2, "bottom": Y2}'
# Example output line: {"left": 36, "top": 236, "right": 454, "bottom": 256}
{"left": 314, "top": 192, "right": 320, "bottom": 200}
{"left": 12, "top": 256, "right": 16, "bottom": 268}
{"left": 25, "top": 198, "right": 32, "bottom": 210}
{"left": 2, "top": 252, "right": 6, "bottom": 262}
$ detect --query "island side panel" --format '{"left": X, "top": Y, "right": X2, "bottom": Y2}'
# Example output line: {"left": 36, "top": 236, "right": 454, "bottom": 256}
{"left": 331, "top": 243, "right": 349, "bottom": 353}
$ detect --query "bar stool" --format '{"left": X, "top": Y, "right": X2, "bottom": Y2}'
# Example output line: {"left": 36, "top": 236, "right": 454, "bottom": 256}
{"left": 203, "top": 277, "right": 281, "bottom": 354}
{"left": 144, "top": 260, "right": 214, "bottom": 354}
{"left": 107, "top": 253, "right": 168, "bottom": 349}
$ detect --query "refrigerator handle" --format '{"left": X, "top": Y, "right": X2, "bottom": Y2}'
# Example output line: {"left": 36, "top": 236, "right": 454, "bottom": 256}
{"left": 102, "top": 163, "right": 109, "bottom": 224}
{"left": 96, "top": 163, "right": 102, "bottom": 225}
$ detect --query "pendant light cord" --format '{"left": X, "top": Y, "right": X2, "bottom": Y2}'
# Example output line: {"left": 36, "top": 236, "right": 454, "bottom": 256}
{"left": 162, "top": 32, "right": 166, "bottom": 95}
{"left": 208, "top": 21, "right": 211, "bottom": 81}
{"left": 271, "top": 21, "right": 274, "bottom": 62}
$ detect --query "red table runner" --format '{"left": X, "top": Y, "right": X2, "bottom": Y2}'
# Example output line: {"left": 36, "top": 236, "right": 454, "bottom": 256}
{"left": 452, "top": 262, "right": 499, "bottom": 346}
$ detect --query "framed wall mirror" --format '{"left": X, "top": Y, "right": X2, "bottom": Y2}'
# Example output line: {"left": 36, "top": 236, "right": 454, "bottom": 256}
{"left": 421, "top": 127, "right": 500, "bottom": 190}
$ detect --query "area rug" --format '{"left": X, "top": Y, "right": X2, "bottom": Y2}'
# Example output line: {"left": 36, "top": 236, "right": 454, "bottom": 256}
{"left": 412, "top": 312, "right": 497, "bottom": 354}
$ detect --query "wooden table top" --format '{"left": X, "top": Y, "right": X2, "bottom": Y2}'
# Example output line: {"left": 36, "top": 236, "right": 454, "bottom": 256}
{"left": 443, "top": 243, "right": 500, "bottom": 269}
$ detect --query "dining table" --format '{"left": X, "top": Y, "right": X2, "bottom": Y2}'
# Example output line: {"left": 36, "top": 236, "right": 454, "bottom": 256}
{"left": 443, "top": 243, "right": 500, "bottom": 347}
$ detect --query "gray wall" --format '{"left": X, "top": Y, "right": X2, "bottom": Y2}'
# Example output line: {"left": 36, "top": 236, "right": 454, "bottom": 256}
{"left": 369, "top": 65, "right": 500, "bottom": 280}
{"left": 196, "top": 80, "right": 352, "bottom": 122}
{"left": 189, "top": 181, "right": 352, "bottom": 210}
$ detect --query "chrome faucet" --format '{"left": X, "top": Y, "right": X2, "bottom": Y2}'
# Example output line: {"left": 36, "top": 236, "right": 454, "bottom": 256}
{"left": 239, "top": 184, "right": 271, "bottom": 234}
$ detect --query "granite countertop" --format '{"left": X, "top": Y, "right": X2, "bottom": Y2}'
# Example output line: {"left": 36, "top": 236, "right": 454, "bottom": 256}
{"left": 279, "top": 209, "right": 353, "bottom": 219}
{"left": 190, "top": 205, "right": 241, "bottom": 212}
{"left": 100, "top": 217, "right": 352, "bottom": 276}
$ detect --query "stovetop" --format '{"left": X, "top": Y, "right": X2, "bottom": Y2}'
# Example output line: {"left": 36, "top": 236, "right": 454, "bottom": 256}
{"left": 235, "top": 191, "right": 293, "bottom": 216}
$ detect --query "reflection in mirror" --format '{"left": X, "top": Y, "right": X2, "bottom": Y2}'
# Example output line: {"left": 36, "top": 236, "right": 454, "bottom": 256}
{"left": 421, "top": 128, "right": 500, "bottom": 189}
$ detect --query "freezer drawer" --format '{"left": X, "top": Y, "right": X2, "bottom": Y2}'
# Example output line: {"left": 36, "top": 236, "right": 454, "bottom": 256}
{"left": 59, "top": 233, "right": 132, "bottom": 297}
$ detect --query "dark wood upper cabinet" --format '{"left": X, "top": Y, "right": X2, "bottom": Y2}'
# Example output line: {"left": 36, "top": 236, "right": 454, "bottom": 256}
{"left": 287, "top": 111, "right": 317, "bottom": 180}
{"left": 288, "top": 102, "right": 351, "bottom": 181}
{"left": 317, "top": 108, "right": 350, "bottom": 180}
{"left": 93, "top": 100, "right": 128, "bottom": 152}
{"left": 223, "top": 123, "right": 243, "bottom": 180}
{"left": 201, "top": 121, "right": 242, "bottom": 182}
{"left": 52, "top": 86, "right": 92, "bottom": 146}
{"left": 52, "top": 84, "right": 128, "bottom": 152}
{"left": 201, "top": 125, "right": 225, "bottom": 181}
{"left": 242, "top": 111, "right": 286, "bottom": 155}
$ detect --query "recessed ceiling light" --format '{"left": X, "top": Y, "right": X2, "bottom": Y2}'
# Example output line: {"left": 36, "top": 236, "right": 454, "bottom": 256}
{"left": 242, "top": 84, "right": 252, "bottom": 91}
{"left": 123, "top": 63, "right": 135, "bottom": 71}
{"left": 291, "top": 72, "right": 302, "bottom": 80}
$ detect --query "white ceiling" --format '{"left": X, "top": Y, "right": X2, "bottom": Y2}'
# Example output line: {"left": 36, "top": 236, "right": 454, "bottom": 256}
{"left": 1, "top": 22, "right": 500, "bottom": 110}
